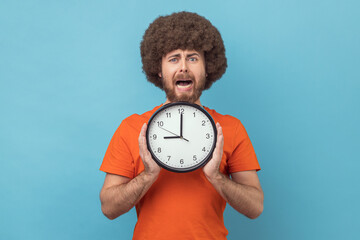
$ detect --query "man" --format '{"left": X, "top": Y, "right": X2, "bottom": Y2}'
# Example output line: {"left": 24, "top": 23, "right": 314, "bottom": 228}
{"left": 100, "top": 11, "right": 263, "bottom": 239}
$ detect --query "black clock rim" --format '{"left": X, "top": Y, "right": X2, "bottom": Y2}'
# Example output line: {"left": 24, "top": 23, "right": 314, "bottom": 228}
{"left": 146, "top": 102, "right": 217, "bottom": 173}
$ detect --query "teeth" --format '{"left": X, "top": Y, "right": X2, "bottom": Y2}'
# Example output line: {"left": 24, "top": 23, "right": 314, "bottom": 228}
{"left": 176, "top": 80, "right": 192, "bottom": 86}
{"left": 176, "top": 81, "right": 193, "bottom": 89}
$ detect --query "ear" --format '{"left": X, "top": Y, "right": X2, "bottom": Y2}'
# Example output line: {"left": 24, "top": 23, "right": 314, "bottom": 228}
{"left": 158, "top": 72, "right": 162, "bottom": 78}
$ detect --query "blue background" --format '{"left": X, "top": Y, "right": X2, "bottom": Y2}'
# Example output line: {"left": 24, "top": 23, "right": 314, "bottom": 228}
{"left": 1, "top": 0, "right": 359, "bottom": 239}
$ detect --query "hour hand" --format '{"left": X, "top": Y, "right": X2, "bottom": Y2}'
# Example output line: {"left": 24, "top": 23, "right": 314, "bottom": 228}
{"left": 164, "top": 135, "right": 189, "bottom": 142}
{"left": 164, "top": 136, "right": 189, "bottom": 142}
{"left": 164, "top": 136, "right": 181, "bottom": 139}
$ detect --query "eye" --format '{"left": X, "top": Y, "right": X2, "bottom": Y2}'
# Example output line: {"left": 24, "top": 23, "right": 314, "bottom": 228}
{"left": 188, "top": 57, "right": 198, "bottom": 62}
{"left": 169, "top": 58, "right": 178, "bottom": 63}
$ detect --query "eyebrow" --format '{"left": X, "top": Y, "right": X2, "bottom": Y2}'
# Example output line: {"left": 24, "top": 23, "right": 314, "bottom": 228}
{"left": 167, "top": 53, "right": 200, "bottom": 59}
{"left": 187, "top": 53, "right": 200, "bottom": 58}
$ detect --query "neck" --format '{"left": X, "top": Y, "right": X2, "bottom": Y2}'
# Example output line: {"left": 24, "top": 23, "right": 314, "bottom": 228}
{"left": 164, "top": 98, "right": 202, "bottom": 107}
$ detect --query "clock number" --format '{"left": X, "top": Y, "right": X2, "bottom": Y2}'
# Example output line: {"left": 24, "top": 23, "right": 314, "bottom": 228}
{"left": 206, "top": 133, "right": 210, "bottom": 139}
{"left": 157, "top": 121, "right": 164, "bottom": 127}
{"left": 158, "top": 147, "right": 161, "bottom": 153}
{"left": 202, "top": 120, "right": 205, "bottom": 126}
{"left": 166, "top": 112, "right": 171, "bottom": 118}
{"left": 202, "top": 147, "right": 206, "bottom": 152}
{"left": 167, "top": 156, "right": 171, "bottom": 161}
{"left": 193, "top": 112, "right": 196, "bottom": 117}
{"left": 178, "top": 108, "right": 184, "bottom": 114}
{"left": 193, "top": 155, "right": 197, "bottom": 161}
{"left": 153, "top": 134, "right": 157, "bottom": 140}
{"left": 180, "top": 159, "right": 184, "bottom": 164}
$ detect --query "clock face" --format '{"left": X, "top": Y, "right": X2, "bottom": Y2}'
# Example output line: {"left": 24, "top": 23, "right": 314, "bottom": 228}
{"left": 146, "top": 102, "right": 217, "bottom": 173}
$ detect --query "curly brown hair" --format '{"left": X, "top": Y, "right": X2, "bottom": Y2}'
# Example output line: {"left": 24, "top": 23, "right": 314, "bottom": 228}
{"left": 140, "top": 11, "right": 227, "bottom": 90}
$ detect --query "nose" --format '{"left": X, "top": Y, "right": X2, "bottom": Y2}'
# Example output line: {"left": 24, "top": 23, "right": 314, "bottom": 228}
{"left": 179, "top": 58, "right": 188, "bottom": 73}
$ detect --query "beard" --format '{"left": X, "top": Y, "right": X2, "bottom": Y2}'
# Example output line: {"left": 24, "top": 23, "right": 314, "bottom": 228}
{"left": 162, "top": 73, "right": 206, "bottom": 104}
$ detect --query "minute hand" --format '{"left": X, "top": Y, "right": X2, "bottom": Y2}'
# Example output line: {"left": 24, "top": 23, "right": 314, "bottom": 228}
{"left": 179, "top": 113, "right": 189, "bottom": 141}
{"left": 180, "top": 113, "right": 183, "bottom": 137}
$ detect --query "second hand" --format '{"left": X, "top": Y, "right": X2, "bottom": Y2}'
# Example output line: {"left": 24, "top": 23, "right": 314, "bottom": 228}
{"left": 158, "top": 126, "right": 189, "bottom": 142}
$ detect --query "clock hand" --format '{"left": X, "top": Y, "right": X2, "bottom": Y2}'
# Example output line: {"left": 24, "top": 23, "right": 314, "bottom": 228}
{"left": 181, "top": 136, "right": 189, "bottom": 142}
{"left": 180, "top": 113, "right": 183, "bottom": 137}
{"left": 158, "top": 126, "right": 180, "bottom": 137}
{"left": 164, "top": 136, "right": 189, "bottom": 142}
{"left": 158, "top": 126, "right": 189, "bottom": 142}
{"left": 179, "top": 113, "right": 189, "bottom": 142}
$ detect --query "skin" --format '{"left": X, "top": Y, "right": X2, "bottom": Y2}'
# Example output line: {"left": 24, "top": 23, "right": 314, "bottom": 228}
{"left": 160, "top": 49, "right": 207, "bottom": 104}
{"left": 100, "top": 49, "right": 264, "bottom": 220}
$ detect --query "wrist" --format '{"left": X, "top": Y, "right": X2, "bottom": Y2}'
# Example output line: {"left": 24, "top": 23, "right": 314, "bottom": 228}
{"left": 142, "top": 170, "right": 159, "bottom": 184}
{"left": 205, "top": 172, "right": 224, "bottom": 184}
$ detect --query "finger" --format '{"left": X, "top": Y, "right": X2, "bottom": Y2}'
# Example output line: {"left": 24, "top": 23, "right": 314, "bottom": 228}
{"left": 138, "top": 123, "right": 145, "bottom": 143}
{"left": 140, "top": 123, "right": 147, "bottom": 137}
{"left": 214, "top": 123, "right": 224, "bottom": 156}
{"left": 138, "top": 123, "right": 150, "bottom": 156}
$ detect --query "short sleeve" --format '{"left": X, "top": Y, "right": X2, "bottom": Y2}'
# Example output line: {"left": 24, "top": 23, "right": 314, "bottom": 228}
{"left": 227, "top": 120, "right": 261, "bottom": 173}
{"left": 100, "top": 120, "right": 135, "bottom": 178}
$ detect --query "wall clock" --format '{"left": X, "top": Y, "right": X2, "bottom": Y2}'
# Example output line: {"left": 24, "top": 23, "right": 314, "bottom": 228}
{"left": 146, "top": 102, "right": 217, "bottom": 173}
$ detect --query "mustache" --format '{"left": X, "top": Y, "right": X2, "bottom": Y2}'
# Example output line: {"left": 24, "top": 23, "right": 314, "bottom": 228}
{"left": 174, "top": 73, "right": 194, "bottom": 81}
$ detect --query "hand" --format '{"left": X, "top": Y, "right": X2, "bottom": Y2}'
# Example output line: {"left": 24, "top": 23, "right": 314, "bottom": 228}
{"left": 203, "top": 123, "right": 224, "bottom": 181}
{"left": 138, "top": 123, "right": 161, "bottom": 180}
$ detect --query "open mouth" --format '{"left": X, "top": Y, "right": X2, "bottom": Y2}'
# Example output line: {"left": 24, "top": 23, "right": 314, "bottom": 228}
{"left": 176, "top": 80, "right": 193, "bottom": 88}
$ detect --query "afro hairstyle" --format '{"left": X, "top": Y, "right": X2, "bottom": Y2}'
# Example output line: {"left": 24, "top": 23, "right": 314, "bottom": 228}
{"left": 140, "top": 11, "right": 227, "bottom": 90}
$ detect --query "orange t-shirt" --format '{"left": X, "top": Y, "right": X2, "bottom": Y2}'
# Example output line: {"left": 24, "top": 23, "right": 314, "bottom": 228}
{"left": 100, "top": 105, "right": 260, "bottom": 240}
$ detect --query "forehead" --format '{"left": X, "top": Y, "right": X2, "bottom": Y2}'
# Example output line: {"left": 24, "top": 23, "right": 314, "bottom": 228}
{"left": 163, "top": 49, "right": 204, "bottom": 58}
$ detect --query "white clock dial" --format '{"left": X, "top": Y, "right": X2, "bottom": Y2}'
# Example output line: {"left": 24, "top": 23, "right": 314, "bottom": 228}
{"left": 146, "top": 102, "right": 217, "bottom": 172}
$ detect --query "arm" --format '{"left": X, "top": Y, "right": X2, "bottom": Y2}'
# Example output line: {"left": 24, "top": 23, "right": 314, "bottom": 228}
{"left": 203, "top": 123, "right": 264, "bottom": 219}
{"left": 100, "top": 123, "right": 161, "bottom": 220}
